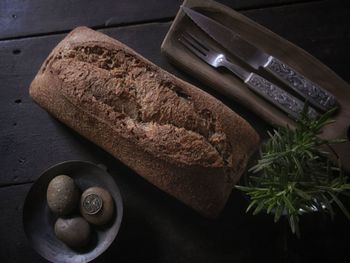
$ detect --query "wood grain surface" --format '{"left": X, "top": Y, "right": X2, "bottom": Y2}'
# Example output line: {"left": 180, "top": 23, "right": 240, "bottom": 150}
{"left": 0, "top": 0, "right": 307, "bottom": 40}
{"left": 1, "top": 0, "right": 350, "bottom": 262}
{"left": 2, "top": 181, "right": 350, "bottom": 263}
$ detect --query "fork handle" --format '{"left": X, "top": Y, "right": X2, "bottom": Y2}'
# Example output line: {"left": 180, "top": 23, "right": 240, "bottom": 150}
{"left": 245, "top": 73, "right": 318, "bottom": 120}
{"left": 263, "top": 56, "right": 337, "bottom": 112}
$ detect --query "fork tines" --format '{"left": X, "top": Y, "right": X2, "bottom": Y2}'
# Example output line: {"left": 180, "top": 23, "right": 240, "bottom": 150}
{"left": 179, "top": 32, "right": 211, "bottom": 59}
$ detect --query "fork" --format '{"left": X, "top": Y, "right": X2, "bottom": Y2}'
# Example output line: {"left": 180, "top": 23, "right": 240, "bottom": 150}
{"left": 179, "top": 32, "right": 318, "bottom": 120}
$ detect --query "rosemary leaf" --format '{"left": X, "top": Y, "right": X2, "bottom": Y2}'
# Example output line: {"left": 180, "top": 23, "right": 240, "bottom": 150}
{"left": 329, "top": 192, "right": 350, "bottom": 220}
{"left": 236, "top": 107, "right": 350, "bottom": 235}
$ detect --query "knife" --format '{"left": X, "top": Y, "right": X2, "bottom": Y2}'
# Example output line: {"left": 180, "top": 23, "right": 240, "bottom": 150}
{"left": 179, "top": 32, "right": 318, "bottom": 121}
{"left": 182, "top": 6, "right": 337, "bottom": 113}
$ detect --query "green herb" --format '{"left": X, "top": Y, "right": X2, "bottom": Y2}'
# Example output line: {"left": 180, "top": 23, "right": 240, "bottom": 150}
{"left": 236, "top": 107, "right": 350, "bottom": 236}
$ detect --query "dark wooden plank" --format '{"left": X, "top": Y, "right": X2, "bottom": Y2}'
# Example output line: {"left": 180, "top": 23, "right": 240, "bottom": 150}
{"left": 1, "top": 1, "right": 349, "bottom": 185}
{"left": 0, "top": 184, "right": 46, "bottom": 262}
{"left": 0, "top": 1, "right": 349, "bottom": 263}
{"left": 0, "top": 0, "right": 177, "bottom": 40}
{"left": 0, "top": 0, "right": 310, "bottom": 40}
{"left": 1, "top": 176, "right": 350, "bottom": 262}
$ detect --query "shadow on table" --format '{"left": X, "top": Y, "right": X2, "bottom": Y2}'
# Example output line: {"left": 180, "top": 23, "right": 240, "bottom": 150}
{"left": 51, "top": 120, "right": 350, "bottom": 263}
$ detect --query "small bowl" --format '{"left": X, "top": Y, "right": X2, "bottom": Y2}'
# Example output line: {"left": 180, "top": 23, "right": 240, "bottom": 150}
{"left": 23, "top": 160, "right": 123, "bottom": 263}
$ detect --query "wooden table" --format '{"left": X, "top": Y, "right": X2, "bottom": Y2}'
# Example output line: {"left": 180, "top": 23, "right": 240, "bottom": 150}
{"left": 0, "top": 0, "right": 349, "bottom": 262}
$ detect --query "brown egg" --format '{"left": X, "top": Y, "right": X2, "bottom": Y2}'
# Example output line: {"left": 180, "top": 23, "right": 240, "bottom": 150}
{"left": 47, "top": 175, "right": 80, "bottom": 216}
{"left": 54, "top": 217, "right": 91, "bottom": 248}
{"left": 80, "top": 187, "right": 114, "bottom": 225}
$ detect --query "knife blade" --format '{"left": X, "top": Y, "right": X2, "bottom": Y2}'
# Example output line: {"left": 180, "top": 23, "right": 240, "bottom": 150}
{"left": 182, "top": 6, "right": 337, "bottom": 113}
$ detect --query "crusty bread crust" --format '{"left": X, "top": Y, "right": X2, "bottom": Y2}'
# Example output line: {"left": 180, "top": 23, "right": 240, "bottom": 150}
{"left": 29, "top": 27, "right": 259, "bottom": 218}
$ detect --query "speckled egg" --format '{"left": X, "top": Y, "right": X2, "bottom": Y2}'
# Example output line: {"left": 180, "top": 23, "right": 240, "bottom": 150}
{"left": 47, "top": 175, "right": 80, "bottom": 216}
{"left": 80, "top": 187, "right": 115, "bottom": 225}
{"left": 54, "top": 216, "right": 91, "bottom": 248}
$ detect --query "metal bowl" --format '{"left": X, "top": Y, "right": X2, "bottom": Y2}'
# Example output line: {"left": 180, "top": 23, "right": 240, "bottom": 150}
{"left": 23, "top": 160, "right": 123, "bottom": 263}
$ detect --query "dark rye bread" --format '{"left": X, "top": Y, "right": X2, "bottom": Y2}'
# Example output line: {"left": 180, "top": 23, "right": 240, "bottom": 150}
{"left": 29, "top": 27, "right": 259, "bottom": 218}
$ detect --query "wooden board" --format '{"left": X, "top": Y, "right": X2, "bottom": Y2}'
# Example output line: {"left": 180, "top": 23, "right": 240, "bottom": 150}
{"left": 0, "top": 0, "right": 309, "bottom": 40}
{"left": 1, "top": 177, "right": 350, "bottom": 262}
{"left": 1, "top": 2, "right": 349, "bottom": 185}
{"left": 161, "top": 0, "right": 350, "bottom": 171}
{"left": 1, "top": 1, "right": 350, "bottom": 262}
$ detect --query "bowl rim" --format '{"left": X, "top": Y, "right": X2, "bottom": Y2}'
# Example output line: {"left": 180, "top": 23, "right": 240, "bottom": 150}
{"left": 22, "top": 160, "right": 124, "bottom": 263}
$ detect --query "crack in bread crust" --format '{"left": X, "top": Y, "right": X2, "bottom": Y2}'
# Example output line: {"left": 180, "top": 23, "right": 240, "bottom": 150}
{"left": 48, "top": 44, "right": 234, "bottom": 169}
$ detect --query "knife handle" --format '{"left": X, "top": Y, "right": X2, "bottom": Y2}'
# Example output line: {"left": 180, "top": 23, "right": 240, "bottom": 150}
{"left": 245, "top": 73, "right": 318, "bottom": 120}
{"left": 263, "top": 56, "right": 337, "bottom": 112}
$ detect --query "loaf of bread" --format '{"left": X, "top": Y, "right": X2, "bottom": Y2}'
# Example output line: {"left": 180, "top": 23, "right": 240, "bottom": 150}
{"left": 29, "top": 27, "right": 259, "bottom": 218}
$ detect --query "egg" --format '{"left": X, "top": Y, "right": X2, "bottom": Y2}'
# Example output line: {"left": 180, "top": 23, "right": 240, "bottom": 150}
{"left": 80, "top": 187, "right": 114, "bottom": 225}
{"left": 47, "top": 175, "right": 79, "bottom": 216}
{"left": 54, "top": 217, "right": 91, "bottom": 248}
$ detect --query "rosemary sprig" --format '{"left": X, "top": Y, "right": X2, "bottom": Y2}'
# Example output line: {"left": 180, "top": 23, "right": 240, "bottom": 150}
{"left": 236, "top": 107, "right": 350, "bottom": 236}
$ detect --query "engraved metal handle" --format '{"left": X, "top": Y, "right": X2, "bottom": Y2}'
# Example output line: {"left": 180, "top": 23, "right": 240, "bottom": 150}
{"left": 264, "top": 56, "right": 337, "bottom": 112}
{"left": 245, "top": 73, "right": 318, "bottom": 120}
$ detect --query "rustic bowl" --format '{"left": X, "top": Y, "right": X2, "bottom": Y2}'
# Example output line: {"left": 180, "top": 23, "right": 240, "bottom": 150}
{"left": 23, "top": 160, "right": 123, "bottom": 263}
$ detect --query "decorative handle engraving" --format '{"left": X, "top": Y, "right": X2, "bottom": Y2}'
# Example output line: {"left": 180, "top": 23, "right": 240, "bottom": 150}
{"left": 245, "top": 73, "right": 318, "bottom": 120}
{"left": 264, "top": 56, "right": 337, "bottom": 112}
